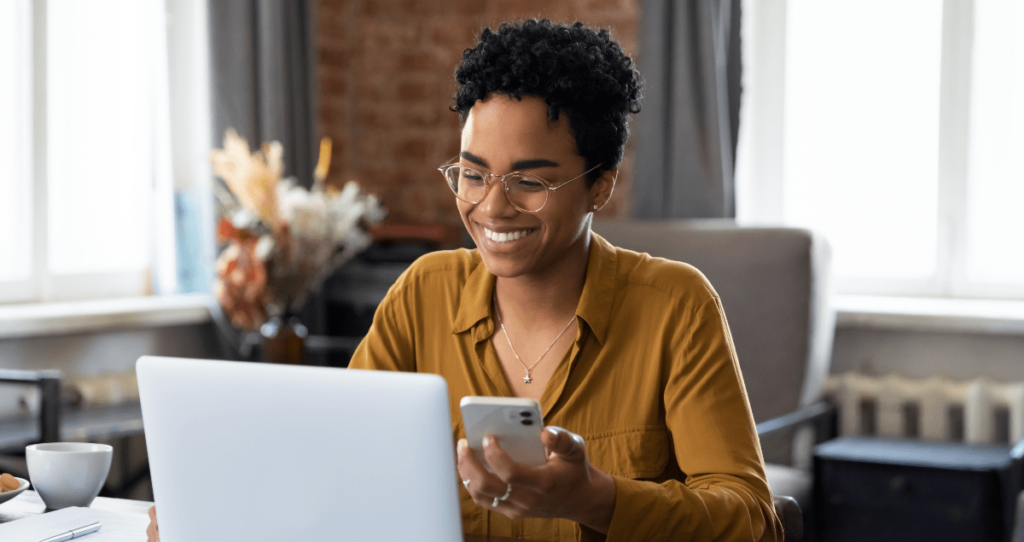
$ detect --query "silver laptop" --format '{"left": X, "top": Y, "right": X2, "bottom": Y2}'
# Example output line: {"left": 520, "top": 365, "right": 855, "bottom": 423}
{"left": 136, "top": 356, "right": 462, "bottom": 542}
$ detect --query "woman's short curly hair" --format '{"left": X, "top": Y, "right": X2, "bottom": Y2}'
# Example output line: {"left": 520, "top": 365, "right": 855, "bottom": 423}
{"left": 452, "top": 19, "right": 642, "bottom": 185}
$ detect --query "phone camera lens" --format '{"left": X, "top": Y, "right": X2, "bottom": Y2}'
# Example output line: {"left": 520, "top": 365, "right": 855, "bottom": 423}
{"left": 521, "top": 419, "right": 534, "bottom": 426}
{"left": 520, "top": 411, "right": 532, "bottom": 417}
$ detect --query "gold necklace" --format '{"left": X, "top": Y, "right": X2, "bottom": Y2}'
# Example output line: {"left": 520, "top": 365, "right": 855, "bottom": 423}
{"left": 494, "top": 292, "right": 576, "bottom": 384}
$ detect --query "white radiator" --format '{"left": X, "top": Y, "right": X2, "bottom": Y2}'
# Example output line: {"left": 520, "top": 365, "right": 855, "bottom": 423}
{"left": 824, "top": 373, "right": 1024, "bottom": 444}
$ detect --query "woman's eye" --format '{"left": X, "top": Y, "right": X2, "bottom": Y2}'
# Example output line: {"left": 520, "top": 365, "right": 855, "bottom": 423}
{"left": 512, "top": 177, "right": 545, "bottom": 191}
{"left": 462, "top": 170, "right": 485, "bottom": 183}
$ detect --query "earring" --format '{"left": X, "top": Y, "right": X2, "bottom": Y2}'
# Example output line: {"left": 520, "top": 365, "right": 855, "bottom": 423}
{"left": 593, "top": 204, "right": 598, "bottom": 211}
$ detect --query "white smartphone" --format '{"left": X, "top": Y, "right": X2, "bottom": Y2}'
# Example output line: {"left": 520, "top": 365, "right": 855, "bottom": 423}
{"left": 460, "top": 396, "right": 547, "bottom": 469}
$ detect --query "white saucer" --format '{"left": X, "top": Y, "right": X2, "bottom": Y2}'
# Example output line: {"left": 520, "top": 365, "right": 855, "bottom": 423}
{"left": 0, "top": 477, "right": 31, "bottom": 505}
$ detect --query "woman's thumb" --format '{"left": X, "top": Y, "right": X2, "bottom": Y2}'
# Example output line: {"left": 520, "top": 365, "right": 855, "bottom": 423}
{"left": 545, "top": 426, "right": 586, "bottom": 460}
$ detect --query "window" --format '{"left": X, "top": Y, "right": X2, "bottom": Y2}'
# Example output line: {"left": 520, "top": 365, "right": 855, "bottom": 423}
{"left": 737, "top": 0, "right": 1024, "bottom": 299}
{"left": 0, "top": 0, "right": 175, "bottom": 304}
{"left": 964, "top": 0, "right": 1024, "bottom": 293}
{"left": 0, "top": 0, "right": 32, "bottom": 293}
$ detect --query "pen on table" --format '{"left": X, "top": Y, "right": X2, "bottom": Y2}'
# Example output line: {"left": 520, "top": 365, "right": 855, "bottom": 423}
{"left": 38, "top": 521, "right": 102, "bottom": 542}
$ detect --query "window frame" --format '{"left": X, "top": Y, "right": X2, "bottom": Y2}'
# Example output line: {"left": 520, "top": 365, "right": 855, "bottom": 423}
{"left": 737, "top": 0, "right": 1024, "bottom": 300}
{"left": 0, "top": 0, "right": 202, "bottom": 305}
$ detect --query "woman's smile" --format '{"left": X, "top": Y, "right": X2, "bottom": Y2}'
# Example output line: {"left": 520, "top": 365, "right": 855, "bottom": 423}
{"left": 483, "top": 227, "right": 536, "bottom": 243}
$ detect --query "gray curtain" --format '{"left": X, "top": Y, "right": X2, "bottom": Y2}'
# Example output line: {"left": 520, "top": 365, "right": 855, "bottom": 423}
{"left": 634, "top": 0, "right": 742, "bottom": 219}
{"left": 208, "top": 0, "right": 318, "bottom": 185}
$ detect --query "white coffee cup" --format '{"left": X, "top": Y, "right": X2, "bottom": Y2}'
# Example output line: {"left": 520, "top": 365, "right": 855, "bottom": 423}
{"left": 26, "top": 442, "right": 113, "bottom": 509}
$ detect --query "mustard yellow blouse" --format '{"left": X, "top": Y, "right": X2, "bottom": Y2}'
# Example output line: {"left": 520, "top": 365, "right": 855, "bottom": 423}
{"left": 349, "top": 233, "right": 784, "bottom": 542}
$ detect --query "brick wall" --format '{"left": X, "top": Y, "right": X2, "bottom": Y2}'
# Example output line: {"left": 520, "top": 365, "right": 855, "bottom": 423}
{"left": 316, "top": 0, "right": 641, "bottom": 228}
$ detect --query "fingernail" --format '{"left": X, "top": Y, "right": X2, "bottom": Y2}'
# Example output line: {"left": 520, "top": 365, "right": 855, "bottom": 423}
{"left": 547, "top": 427, "right": 560, "bottom": 437}
{"left": 457, "top": 440, "right": 467, "bottom": 455}
{"left": 483, "top": 435, "right": 492, "bottom": 447}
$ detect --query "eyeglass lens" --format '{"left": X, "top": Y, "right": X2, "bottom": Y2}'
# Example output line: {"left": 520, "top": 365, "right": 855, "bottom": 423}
{"left": 444, "top": 166, "right": 549, "bottom": 212}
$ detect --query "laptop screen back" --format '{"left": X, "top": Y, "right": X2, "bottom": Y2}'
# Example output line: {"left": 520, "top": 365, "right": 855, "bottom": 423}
{"left": 137, "top": 356, "right": 462, "bottom": 542}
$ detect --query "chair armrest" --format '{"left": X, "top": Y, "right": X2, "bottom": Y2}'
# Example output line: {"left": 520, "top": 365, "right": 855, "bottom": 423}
{"left": 773, "top": 495, "right": 803, "bottom": 542}
{"left": 0, "top": 369, "right": 63, "bottom": 443}
{"left": 756, "top": 400, "right": 837, "bottom": 444}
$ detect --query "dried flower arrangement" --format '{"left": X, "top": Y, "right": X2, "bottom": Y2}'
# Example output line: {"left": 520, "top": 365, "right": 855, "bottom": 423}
{"left": 210, "top": 128, "right": 385, "bottom": 331}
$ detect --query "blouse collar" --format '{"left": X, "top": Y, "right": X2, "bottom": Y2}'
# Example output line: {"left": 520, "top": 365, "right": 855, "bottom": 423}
{"left": 451, "top": 232, "right": 618, "bottom": 345}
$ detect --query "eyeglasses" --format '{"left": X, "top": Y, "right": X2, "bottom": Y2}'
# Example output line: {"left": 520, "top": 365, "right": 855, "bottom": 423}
{"left": 438, "top": 158, "right": 602, "bottom": 213}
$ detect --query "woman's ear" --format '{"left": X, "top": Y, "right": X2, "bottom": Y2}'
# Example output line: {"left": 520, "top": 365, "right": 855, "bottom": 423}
{"left": 590, "top": 167, "right": 618, "bottom": 212}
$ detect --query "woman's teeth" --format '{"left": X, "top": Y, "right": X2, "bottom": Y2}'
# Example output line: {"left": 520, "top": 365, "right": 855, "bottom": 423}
{"left": 484, "top": 228, "right": 532, "bottom": 243}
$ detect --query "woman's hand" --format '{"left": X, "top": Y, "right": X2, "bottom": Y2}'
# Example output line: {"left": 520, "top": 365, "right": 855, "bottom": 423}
{"left": 456, "top": 426, "right": 617, "bottom": 533}
{"left": 146, "top": 505, "right": 159, "bottom": 542}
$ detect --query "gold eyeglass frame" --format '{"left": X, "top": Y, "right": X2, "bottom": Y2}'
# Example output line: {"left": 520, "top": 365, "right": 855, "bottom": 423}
{"left": 437, "top": 158, "right": 603, "bottom": 213}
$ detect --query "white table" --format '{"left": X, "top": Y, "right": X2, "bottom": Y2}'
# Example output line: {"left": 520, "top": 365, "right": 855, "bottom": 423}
{"left": 0, "top": 490, "right": 151, "bottom": 525}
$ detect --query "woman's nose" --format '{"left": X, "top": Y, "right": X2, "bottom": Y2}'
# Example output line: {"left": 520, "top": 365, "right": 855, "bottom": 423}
{"left": 478, "top": 177, "right": 518, "bottom": 216}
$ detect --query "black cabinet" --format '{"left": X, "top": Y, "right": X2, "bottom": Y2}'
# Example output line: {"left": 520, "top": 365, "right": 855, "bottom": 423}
{"left": 305, "top": 244, "right": 431, "bottom": 367}
{"left": 813, "top": 437, "right": 1023, "bottom": 542}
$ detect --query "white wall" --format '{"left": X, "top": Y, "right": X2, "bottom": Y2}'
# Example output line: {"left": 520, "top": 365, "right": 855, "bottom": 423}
{"left": 831, "top": 324, "right": 1024, "bottom": 382}
{"left": 0, "top": 323, "right": 222, "bottom": 417}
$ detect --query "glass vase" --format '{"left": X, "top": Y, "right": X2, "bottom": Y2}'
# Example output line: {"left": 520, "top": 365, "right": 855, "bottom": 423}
{"left": 260, "top": 313, "right": 308, "bottom": 365}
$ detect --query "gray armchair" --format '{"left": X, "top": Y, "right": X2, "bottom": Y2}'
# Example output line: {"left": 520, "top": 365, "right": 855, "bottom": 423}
{"left": 594, "top": 219, "right": 836, "bottom": 526}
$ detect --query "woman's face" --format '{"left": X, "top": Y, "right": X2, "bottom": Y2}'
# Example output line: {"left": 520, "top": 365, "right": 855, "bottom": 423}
{"left": 457, "top": 94, "right": 611, "bottom": 281}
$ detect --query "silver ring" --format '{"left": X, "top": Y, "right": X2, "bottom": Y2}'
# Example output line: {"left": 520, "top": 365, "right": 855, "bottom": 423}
{"left": 491, "top": 483, "right": 512, "bottom": 507}
{"left": 462, "top": 479, "right": 470, "bottom": 490}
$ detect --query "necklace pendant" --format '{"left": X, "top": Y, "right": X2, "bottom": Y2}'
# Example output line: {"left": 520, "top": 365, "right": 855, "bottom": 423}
{"left": 523, "top": 374, "right": 532, "bottom": 384}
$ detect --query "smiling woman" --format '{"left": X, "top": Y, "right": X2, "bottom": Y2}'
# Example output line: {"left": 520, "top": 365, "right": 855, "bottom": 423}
{"left": 339, "top": 19, "right": 784, "bottom": 542}
{"left": 143, "top": 17, "right": 784, "bottom": 542}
